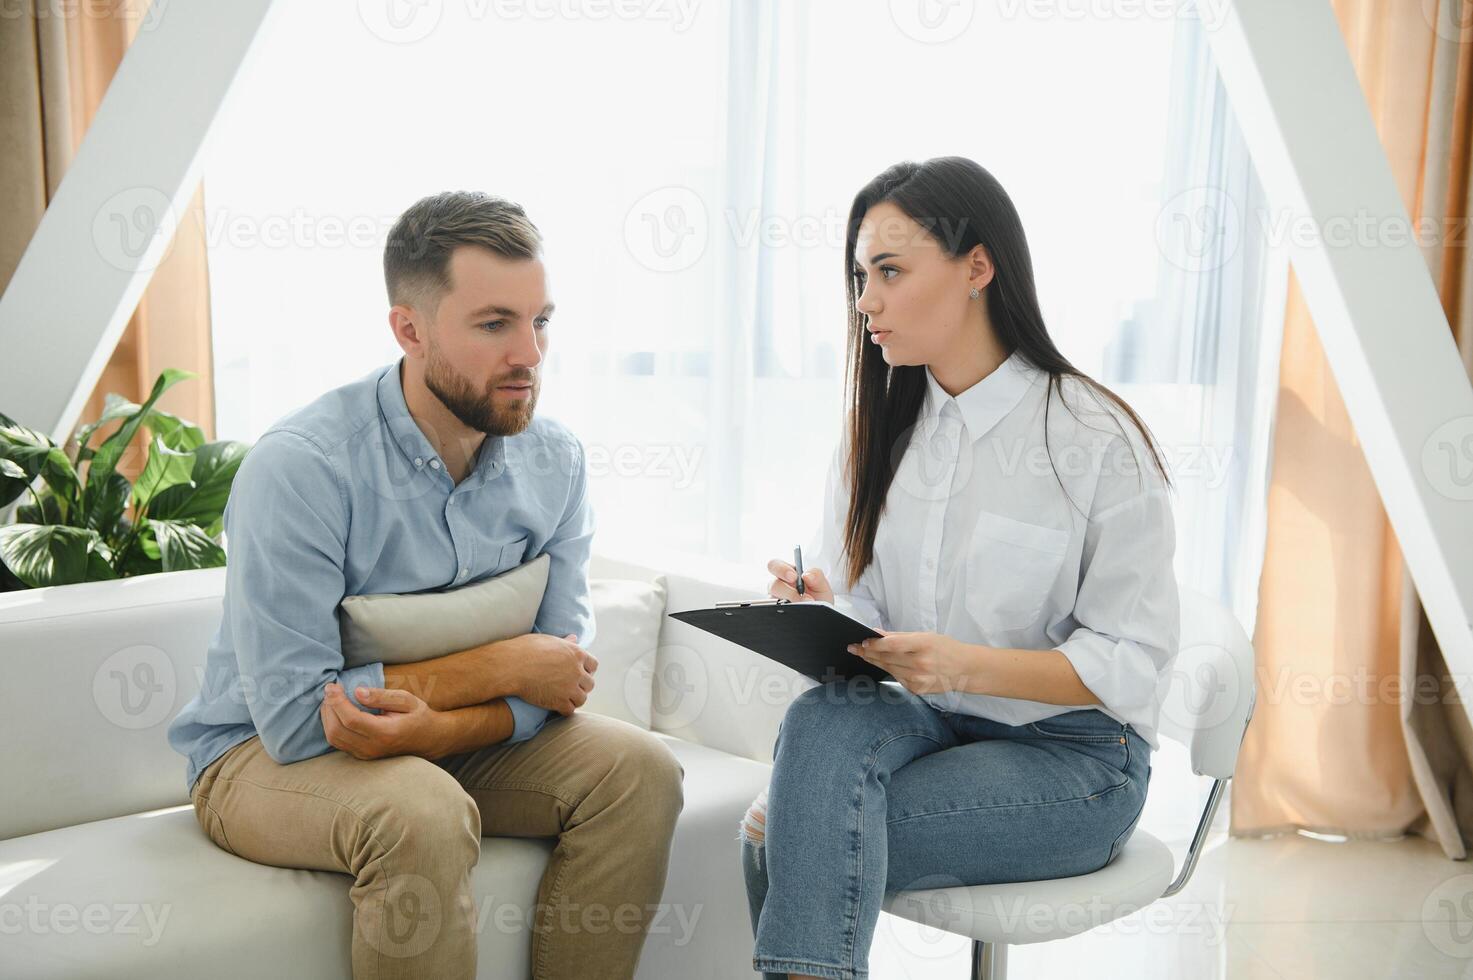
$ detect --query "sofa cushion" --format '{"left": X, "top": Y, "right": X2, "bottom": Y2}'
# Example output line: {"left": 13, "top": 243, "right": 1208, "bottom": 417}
{"left": 581, "top": 577, "right": 666, "bottom": 729}
{"left": 655, "top": 568, "right": 798, "bottom": 763}
{"left": 0, "top": 569, "right": 229, "bottom": 840}
{"left": 0, "top": 735, "right": 770, "bottom": 980}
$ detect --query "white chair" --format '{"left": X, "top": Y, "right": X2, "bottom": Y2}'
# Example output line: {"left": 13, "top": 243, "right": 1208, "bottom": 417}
{"left": 881, "top": 588, "right": 1257, "bottom": 979}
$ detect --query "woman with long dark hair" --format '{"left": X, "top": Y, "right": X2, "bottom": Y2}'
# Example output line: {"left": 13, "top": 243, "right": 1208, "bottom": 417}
{"left": 738, "top": 156, "right": 1180, "bottom": 980}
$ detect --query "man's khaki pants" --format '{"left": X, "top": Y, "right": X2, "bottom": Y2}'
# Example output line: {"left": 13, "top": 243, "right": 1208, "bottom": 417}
{"left": 189, "top": 711, "right": 685, "bottom": 979}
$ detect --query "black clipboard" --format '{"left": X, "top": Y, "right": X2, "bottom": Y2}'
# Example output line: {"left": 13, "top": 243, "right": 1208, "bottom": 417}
{"left": 668, "top": 599, "right": 893, "bottom": 684}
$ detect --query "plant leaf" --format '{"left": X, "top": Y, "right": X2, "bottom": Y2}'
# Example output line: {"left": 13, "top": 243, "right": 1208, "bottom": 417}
{"left": 16, "top": 490, "right": 65, "bottom": 525}
{"left": 0, "top": 413, "right": 56, "bottom": 508}
{"left": 71, "top": 393, "right": 142, "bottom": 463}
{"left": 117, "top": 547, "right": 163, "bottom": 578}
{"left": 0, "top": 414, "right": 54, "bottom": 459}
{"left": 137, "top": 522, "right": 161, "bottom": 559}
{"left": 0, "top": 410, "right": 79, "bottom": 516}
{"left": 80, "top": 471, "right": 132, "bottom": 533}
{"left": 147, "top": 440, "right": 248, "bottom": 525}
{"left": 39, "top": 446, "right": 80, "bottom": 518}
{"left": 0, "top": 524, "right": 116, "bottom": 588}
{"left": 86, "top": 368, "right": 195, "bottom": 497}
{"left": 0, "top": 477, "right": 25, "bottom": 509}
{"left": 0, "top": 438, "right": 78, "bottom": 519}
{"left": 75, "top": 397, "right": 206, "bottom": 462}
{"left": 148, "top": 519, "right": 226, "bottom": 572}
{"left": 146, "top": 409, "right": 206, "bottom": 452}
{"left": 114, "top": 523, "right": 162, "bottom": 577}
{"left": 130, "top": 435, "right": 195, "bottom": 511}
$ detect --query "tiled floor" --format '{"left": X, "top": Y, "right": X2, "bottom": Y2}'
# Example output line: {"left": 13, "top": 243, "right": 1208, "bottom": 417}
{"left": 868, "top": 740, "right": 1473, "bottom": 979}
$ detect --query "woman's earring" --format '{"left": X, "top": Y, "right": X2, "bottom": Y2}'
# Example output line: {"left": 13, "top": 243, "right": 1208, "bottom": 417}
{"left": 969, "top": 287, "right": 980, "bottom": 299}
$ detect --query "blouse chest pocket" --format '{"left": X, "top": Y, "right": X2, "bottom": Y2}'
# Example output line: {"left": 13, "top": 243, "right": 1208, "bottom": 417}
{"left": 962, "top": 511, "right": 1070, "bottom": 632}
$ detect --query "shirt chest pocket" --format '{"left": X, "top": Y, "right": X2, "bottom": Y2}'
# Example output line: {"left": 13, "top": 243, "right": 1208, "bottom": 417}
{"left": 495, "top": 535, "right": 531, "bottom": 574}
{"left": 962, "top": 511, "right": 1070, "bottom": 632}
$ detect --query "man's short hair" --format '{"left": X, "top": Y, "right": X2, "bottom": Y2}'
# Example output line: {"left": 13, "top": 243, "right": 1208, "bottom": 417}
{"left": 383, "top": 191, "right": 542, "bottom": 314}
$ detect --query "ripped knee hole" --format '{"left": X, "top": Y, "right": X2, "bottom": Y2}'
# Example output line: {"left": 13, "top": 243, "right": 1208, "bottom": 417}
{"left": 739, "top": 790, "right": 768, "bottom": 844}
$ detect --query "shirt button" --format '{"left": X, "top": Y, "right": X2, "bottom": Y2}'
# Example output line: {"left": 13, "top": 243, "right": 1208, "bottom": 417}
{"left": 459, "top": 566, "right": 469, "bottom": 578}
{"left": 429, "top": 459, "right": 442, "bottom": 470}
{"left": 926, "top": 558, "right": 936, "bottom": 569}
{"left": 414, "top": 456, "right": 424, "bottom": 467}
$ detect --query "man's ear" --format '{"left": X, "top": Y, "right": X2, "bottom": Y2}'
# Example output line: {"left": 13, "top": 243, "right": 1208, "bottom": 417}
{"left": 388, "top": 304, "right": 428, "bottom": 356}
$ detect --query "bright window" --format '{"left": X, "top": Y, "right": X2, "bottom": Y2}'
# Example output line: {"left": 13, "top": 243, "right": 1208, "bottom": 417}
{"left": 204, "top": 1, "right": 1277, "bottom": 624}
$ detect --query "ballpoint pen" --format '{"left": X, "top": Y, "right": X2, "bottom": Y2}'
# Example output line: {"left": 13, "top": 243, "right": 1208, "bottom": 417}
{"left": 794, "top": 545, "right": 805, "bottom": 596}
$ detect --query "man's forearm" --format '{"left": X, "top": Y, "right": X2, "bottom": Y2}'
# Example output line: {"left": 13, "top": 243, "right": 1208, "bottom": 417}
{"left": 383, "top": 638, "right": 523, "bottom": 711}
{"left": 423, "top": 698, "right": 516, "bottom": 758}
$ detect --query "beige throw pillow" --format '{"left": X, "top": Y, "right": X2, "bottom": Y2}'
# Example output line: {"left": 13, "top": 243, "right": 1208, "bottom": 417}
{"left": 338, "top": 553, "right": 550, "bottom": 668}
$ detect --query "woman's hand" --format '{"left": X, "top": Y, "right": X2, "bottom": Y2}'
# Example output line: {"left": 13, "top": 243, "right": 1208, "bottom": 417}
{"left": 767, "top": 559, "right": 836, "bottom": 604}
{"left": 848, "top": 631, "right": 978, "bottom": 696}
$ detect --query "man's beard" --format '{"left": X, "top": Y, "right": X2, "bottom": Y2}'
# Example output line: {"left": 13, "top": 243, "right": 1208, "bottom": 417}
{"left": 424, "top": 344, "right": 538, "bottom": 437}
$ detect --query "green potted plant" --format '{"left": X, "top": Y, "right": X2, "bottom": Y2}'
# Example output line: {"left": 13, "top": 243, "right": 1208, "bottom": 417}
{"left": 0, "top": 368, "right": 249, "bottom": 590}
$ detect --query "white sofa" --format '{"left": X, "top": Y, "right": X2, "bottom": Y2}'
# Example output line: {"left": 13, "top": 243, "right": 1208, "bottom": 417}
{"left": 0, "top": 554, "right": 798, "bottom": 979}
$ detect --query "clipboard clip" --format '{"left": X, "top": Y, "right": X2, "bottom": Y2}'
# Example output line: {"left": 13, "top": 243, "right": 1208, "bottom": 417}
{"left": 714, "top": 598, "right": 791, "bottom": 608}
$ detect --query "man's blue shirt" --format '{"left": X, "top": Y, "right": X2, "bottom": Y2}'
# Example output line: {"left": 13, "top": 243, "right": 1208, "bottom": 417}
{"left": 167, "top": 359, "right": 595, "bottom": 792}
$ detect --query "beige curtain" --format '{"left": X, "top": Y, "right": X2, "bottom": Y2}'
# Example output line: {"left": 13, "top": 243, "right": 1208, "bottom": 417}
{"left": 1231, "top": 0, "right": 1473, "bottom": 859}
{"left": 1, "top": 0, "right": 215, "bottom": 469}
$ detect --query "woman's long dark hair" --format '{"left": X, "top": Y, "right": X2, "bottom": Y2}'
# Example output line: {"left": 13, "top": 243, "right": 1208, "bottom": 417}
{"left": 840, "top": 156, "right": 1172, "bottom": 586}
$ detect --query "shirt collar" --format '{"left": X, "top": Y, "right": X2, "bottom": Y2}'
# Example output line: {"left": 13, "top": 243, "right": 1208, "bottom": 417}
{"left": 922, "top": 349, "right": 1040, "bottom": 440}
{"left": 375, "top": 358, "right": 506, "bottom": 488}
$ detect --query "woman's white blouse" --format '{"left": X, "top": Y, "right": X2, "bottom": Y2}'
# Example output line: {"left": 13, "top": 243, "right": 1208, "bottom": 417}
{"left": 807, "top": 351, "right": 1180, "bottom": 748}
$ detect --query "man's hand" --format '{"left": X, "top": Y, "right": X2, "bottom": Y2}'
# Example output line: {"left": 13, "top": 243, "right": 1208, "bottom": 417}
{"left": 504, "top": 633, "right": 597, "bottom": 716}
{"left": 320, "top": 682, "right": 446, "bottom": 760}
{"left": 848, "top": 631, "right": 977, "bottom": 696}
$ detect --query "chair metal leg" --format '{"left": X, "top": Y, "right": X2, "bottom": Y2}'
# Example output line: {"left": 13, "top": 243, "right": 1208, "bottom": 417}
{"left": 972, "top": 939, "right": 1007, "bottom": 979}
{"left": 1162, "top": 777, "right": 1228, "bottom": 897}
